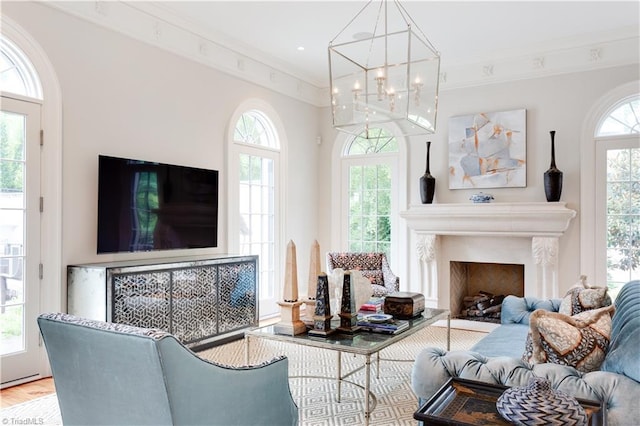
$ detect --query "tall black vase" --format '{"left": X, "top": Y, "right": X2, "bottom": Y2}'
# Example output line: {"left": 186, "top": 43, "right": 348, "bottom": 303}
{"left": 420, "top": 141, "right": 436, "bottom": 204}
{"left": 544, "top": 130, "right": 563, "bottom": 202}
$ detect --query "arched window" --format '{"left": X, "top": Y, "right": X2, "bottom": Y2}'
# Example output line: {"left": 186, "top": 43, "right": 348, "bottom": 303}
{"left": 594, "top": 95, "right": 640, "bottom": 298}
{"left": 341, "top": 127, "right": 400, "bottom": 259}
{"left": 0, "top": 36, "right": 42, "bottom": 99}
{"left": 228, "top": 104, "right": 284, "bottom": 319}
{"left": 233, "top": 110, "right": 279, "bottom": 148}
{"left": 597, "top": 97, "right": 640, "bottom": 136}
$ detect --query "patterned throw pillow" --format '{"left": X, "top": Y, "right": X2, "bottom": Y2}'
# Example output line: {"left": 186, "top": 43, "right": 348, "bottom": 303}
{"left": 522, "top": 305, "right": 615, "bottom": 373}
{"left": 559, "top": 284, "right": 611, "bottom": 316}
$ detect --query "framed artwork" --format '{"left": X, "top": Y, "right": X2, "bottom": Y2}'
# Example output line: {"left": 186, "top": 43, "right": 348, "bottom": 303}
{"left": 448, "top": 109, "right": 526, "bottom": 189}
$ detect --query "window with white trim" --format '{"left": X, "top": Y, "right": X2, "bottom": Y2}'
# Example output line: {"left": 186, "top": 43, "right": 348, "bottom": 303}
{"left": 595, "top": 95, "right": 639, "bottom": 299}
{"left": 232, "top": 109, "right": 281, "bottom": 318}
{"left": 342, "top": 128, "right": 398, "bottom": 259}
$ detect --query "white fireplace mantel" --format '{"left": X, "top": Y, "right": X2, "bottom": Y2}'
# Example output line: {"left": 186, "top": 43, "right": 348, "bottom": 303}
{"left": 400, "top": 202, "right": 576, "bottom": 237}
{"left": 399, "top": 202, "right": 577, "bottom": 307}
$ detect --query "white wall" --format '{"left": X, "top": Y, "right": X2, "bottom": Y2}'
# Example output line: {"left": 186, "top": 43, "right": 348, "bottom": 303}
{"left": 318, "top": 64, "right": 639, "bottom": 296}
{"left": 3, "top": 2, "right": 320, "bottom": 307}
{"left": 4, "top": 2, "right": 638, "bottom": 309}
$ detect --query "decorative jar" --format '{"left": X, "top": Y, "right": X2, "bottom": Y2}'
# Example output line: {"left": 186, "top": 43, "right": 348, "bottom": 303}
{"left": 469, "top": 192, "right": 494, "bottom": 203}
{"left": 496, "top": 377, "right": 587, "bottom": 426}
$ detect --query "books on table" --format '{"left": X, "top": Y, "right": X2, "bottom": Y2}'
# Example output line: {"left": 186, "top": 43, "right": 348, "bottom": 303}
{"left": 357, "top": 315, "right": 409, "bottom": 335}
{"left": 359, "top": 297, "right": 384, "bottom": 313}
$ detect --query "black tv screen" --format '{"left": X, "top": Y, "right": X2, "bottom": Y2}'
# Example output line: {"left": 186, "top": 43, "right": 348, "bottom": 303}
{"left": 97, "top": 155, "right": 219, "bottom": 254}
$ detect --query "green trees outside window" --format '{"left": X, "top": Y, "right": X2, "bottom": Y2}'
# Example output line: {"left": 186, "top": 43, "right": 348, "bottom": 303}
{"left": 606, "top": 148, "right": 639, "bottom": 293}
{"left": 345, "top": 128, "right": 397, "bottom": 259}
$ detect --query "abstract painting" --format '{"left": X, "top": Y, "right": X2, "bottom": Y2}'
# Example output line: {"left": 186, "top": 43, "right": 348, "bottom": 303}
{"left": 448, "top": 109, "right": 526, "bottom": 189}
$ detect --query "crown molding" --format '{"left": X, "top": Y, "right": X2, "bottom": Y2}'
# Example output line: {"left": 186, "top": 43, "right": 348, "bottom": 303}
{"left": 45, "top": 1, "right": 639, "bottom": 108}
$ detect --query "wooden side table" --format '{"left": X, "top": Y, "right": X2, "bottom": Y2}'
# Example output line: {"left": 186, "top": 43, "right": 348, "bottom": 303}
{"left": 414, "top": 378, "right": 604, "bottom": 426}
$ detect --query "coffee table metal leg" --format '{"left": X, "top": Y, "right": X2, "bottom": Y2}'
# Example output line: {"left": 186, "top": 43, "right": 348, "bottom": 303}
{"left": 376, "top": 351, "right": 380, "bottom": 379}
{"left": 244, "top": 336, "right": 250, "bottom": 365}
{"left": 447, "top": 313, "right": 451, "bottom": 350}
{"left": 365, "top": 354, "right": 371, "bottom": 425}
{"left": 336, "top": 351, "right": 342, "bottom": 403}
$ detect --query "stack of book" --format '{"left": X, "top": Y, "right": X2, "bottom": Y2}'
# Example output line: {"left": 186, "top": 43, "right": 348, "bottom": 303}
{"left": 359, "top": 297, "right": 384, "bottom": 313}
{"left": 357, "top": 316, "right": 409, "bottom": 335}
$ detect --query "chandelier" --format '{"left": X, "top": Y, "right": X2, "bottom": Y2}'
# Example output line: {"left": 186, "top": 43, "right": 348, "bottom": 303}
{"left": 329, "top": 0, "right": 440, "bottom": 138}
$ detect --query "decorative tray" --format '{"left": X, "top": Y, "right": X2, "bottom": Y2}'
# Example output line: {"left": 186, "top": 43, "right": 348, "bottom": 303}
{"left": 414, "top": 378, "right": 604, "bottom": 426}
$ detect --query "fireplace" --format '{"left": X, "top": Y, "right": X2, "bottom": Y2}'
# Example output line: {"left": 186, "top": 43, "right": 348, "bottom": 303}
{"left": 450, "top": 261, "right": 524, "bottom": 322}
{"left": 400, "top": 202, "right": 576, "bottom": 310}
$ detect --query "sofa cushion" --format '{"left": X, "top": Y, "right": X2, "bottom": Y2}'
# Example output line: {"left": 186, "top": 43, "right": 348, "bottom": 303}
{"left": 601, "top": 280, "right": 640, "bottom": 382}
{"left": 471, "top": 324, "right": 530, "bottom": 358}
{"left": 523, "top": 305, "right": 615, "bottom": 373}
{"left": 559, "top": 285, "right": 611, "bottom": 316}
{"left": 501, "top": 295, "right": 562, "bottom": 325}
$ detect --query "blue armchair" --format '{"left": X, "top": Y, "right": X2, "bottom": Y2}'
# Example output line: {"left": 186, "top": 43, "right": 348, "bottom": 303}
{"left": 37, "top": 313, "right": 298, "bottom": 425}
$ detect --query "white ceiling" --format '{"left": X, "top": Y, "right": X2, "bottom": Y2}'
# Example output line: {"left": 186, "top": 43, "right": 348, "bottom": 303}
{"left": 144, "top": 1, "right": 640, "bottom": 87}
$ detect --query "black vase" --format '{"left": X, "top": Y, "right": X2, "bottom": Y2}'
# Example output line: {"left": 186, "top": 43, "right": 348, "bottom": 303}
{"left": 544, "top": 130, "right": 563, "bottom": 202}
{"left": 420, "top": 141, "right": 436, "bottom": 204}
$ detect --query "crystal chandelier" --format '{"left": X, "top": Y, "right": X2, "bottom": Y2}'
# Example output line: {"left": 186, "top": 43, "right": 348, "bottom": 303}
{"left": 329, "top": 0, "right": 440, "bottom": 138}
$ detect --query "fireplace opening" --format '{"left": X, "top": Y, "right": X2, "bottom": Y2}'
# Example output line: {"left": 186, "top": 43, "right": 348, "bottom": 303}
{"left": 450, "top": 261, "right": 524, "bottom": 323}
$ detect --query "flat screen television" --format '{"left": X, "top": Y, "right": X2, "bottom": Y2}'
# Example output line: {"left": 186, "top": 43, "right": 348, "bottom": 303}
{"left": 97, "top": 155, "right": 219, "bottom": 254}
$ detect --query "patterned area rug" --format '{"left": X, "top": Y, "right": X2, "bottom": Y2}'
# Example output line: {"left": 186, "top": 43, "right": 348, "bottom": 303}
{"left": 1, "top": 326, "right": 485, "bottom": 426}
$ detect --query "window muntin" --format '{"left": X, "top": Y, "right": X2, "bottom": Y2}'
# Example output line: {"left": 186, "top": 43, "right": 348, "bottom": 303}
{"left": 0, "top": 37, "right": 42, "bottom": 99}
{"left": 594, "top": 95, "right": 640, "bottom": 299}
{"left": 344, "top": 127, "right": 397, "bottom": 260}
{"left": 233, "top": 110, "right": 280, "bottom": 316}
{"left": 597, "top": 96, "right": 640, "bottom": 137}
{"left": 234, "top": 110, "right": 278, "bottom": 149}
{"left": 606, "top": 147, "right": 640, "bottom": 294}
{"left": 345, "top": 127, "right": 398, "bottom": 155}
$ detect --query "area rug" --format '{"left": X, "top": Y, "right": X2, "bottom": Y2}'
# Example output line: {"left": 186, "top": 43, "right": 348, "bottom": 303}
{"left": 1, "top": 326, "right": 485, "bottom": 425}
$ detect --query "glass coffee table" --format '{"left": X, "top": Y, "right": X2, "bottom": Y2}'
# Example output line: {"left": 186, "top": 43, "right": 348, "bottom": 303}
{"left": 244, "top": 308, "right": 450, "bottom": 425}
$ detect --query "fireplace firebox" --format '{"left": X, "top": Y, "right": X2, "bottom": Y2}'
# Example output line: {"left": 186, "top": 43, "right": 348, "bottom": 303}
{"left": 450, "top": 261, "right": 524, "bottom": 322}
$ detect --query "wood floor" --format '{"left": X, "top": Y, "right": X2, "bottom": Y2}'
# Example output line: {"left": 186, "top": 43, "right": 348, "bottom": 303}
{"left": 1, "top": 377, "right": 56, "bottom": 408}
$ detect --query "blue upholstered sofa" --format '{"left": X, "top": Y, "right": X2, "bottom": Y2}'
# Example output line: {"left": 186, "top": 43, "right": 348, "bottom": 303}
{"left": 411, "top": 280, "right": 640, "bottom": 426}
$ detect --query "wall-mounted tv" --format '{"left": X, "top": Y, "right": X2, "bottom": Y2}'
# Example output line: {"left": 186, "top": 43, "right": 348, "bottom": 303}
{"left": 97, "top": 155, "right": 219, "bottom": 254}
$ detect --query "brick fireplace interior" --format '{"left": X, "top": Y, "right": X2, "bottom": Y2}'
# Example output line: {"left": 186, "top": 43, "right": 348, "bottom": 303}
{"left": 449, "top": 261, "right": 525, "bottom": 321}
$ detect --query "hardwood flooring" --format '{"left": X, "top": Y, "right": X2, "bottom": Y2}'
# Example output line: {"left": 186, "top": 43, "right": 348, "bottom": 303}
{"left": 1, "top": 377, "right": 55, "bottom": 408}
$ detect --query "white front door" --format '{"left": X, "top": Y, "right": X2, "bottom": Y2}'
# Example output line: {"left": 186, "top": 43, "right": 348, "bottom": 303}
{"left": 0, "top": 96, "right": 42, "bottom": 386}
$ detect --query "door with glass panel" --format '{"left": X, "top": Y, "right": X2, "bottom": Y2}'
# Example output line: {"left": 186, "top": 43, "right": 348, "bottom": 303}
{"left": 238, "top": 148, "right": 278, "bottom": 317}
{"left": 595, "top": 96, "right": 640, "bottom": 300}
{"left": 597, "top": 137, "right": 639, "bottom": 299}
{"left": 233, "top": 109, "right": 281, "bottom": 319}
{"left": 0, "top": 96, "right": 41, "bottom": 385}
{"left": 341, "top": 128, "right": 398, "bottom": 260}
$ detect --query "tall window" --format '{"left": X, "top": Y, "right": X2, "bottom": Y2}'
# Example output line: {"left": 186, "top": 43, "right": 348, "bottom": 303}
{"left": 231, "top": 108, "right": 281, "bottom": 318}
{"left": 342, "top": 128, "right": 398, "bottom": 259}
{"left": 595, "top": 95, "right": 640, "bottom": 299}
{"left": 1, "top": 33, "right": 45, "bottom": 385}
